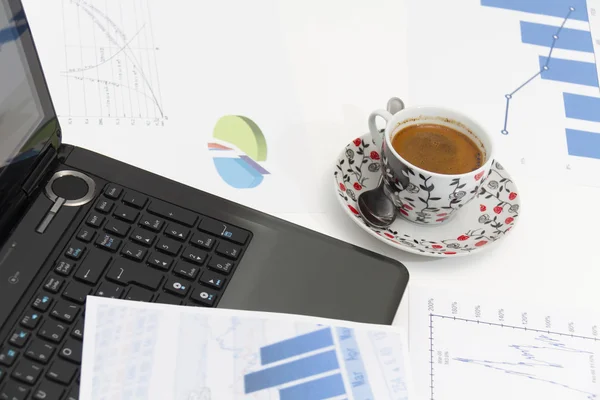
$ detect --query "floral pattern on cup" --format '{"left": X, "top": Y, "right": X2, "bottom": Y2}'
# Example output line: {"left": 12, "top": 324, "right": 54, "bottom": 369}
{"left": 380, "top": 143, "right": 486, "bottom": 225}
{"left": 334, "top": 135, "right": 520, "bottom": 256}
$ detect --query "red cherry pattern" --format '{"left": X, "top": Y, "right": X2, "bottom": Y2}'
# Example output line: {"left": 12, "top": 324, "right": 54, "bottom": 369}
{"left": 338, "top": 139, "right": 519, "bottom": 255}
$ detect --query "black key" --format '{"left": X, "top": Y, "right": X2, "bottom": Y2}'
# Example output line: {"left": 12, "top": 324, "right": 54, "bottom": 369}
{"left": 216, "top": 241, "right": 242, "bottom": 260}
{"left": 38, "top": 321, "right": 67, "bottom": 343}
{"left": 95, "top": 198, "right": 114, "bottom": 214}
{"left": 191, "top": 287, "right": 218, "bottom": 306}
{"left": 76, "top": 227, "right": 95, "bottom": 243}
{"left": 147, "top": 200, "right": 198, "bottom": 227}
{"left": 12, "top": 360, "right": 42, "bottom": 385}
{"left": 59, "top": 340, "right": 82, "bottom": 364}
{"left": 50, "top": 301, "right": 80, "bottom": 323}
{"left": 43, "top": 276, "right": 64, "bottom": 294}
{"left": 74, "top": 250, "right": 111, "bottom": 285}
{"left": 147, "top": 252, "right": 173, "bottom": 271}
{"left": 25, "top": 341, "right": 55, "bottom": 364}
{"left": 164, "top": 278, "right": 190, "bottom": 297}
{"left": 46, "top": 359, "right": 76, "bottom": 385}
{"left": 95, "top": 282, "right": 124, "bottom": 299}
{"left": 181, "top": 247, "right": 207, "bottom": 265}
{"left": 71, "top": 320, "right": 84, "bottom": 341}
{"left": 106, "top": 258, "right": 163, "bottom": 290}
{"left": 139, "top": 214, "right": 164, "bottom": 232}
{"left": 130, "top": 228, "right": 156, "bottom": 247}
{"left": 200, "top": 271, "right": 225, "bottom": 290}
{"left": 104, "top": 185, "right": 122, "bottom": 199}
{"left": 0, "top": 347, "right": 18, "bottom": 367}
{"left": 62, "top": 282, "right": 91, "bottom": 304}
{"left": 32, "top": 294, "right": 52, "bottom": 312}
{"left": 95, "top": 232, "right": 122, "bottom": 252}
{"left": 173, "top": 260, "right": 200, "bottom": 280}
{"left": 125, "top": 286, "right": 153, "bottom": 302}
{"left": 121, "top": 243, "right": 147, "bottom": 262}
{"left": 198, "top": 217, "right": 249, "bottom": 245}
{"left": 113, "top": 205, "right": 139, "bottom": 223}
{"left": 0, "top": 381, "right": 29, "bottom": 400}
{"left": 33, "top": 381, "right": 64, "bottom": 400}
{"left": 123, "top": 191, "right": 148, "bottom": 209}
{"left": 54, "top": 259, "right": 76, "bottom": 276}
{"left": 20, "top": 311, "right": 42, "bottom": 329}
{"left": 66, "top": 385, "right": 79, "bottom": 400}
{"left": 104, "top": 219, "right": 130, "bottom": 237}
{"left": 9, "top": 329, "right": 30, "bottom": 348}
{"left": 207, "top": 255, "right": 235, "bottom": 275}
{"left": 155, "top": 293, "right": 182, "bottom": 305}
{"left": 165, "top": 223, "right": 190, "bottom": 241}
{"left": 156, "top": 237, "right": 181, "bottom": 256}
{"left": 190, "top": 232, "right": 216, "bottom": 250}
{"left": 65, "top": 242, "right": 85, "bottom": 260}
{"left": 85, "top": 213, "right": 105, "bottom": 228}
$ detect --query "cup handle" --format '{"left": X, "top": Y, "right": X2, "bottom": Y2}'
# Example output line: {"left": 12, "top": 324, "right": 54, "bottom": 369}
{"left": 368, "top": 109, "right": 393, "bottom": 150}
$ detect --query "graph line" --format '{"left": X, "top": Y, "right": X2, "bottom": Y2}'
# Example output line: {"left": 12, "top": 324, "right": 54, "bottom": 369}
{"left": 429, "top": 313, "right": 599, "bottom": 400}
{"left": 501, "top": 6, "right": 574, "bottom": 135}
{"left": 76, "top": 0, "right": 164, "bottom": 117}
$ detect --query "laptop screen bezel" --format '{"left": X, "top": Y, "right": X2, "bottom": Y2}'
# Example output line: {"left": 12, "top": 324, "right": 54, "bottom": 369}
{"left": 0, "top": 0, "right": 61, "bottom": 206}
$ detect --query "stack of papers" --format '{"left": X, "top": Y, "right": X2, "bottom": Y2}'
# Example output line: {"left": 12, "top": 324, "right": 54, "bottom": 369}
{"left": 80, "top": 297, "right": 413, "bottom": 400}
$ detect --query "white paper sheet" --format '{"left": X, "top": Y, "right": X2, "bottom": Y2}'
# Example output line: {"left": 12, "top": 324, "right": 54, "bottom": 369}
{"left": 80, "top": 296, "right": 414, "bottom": 400}
{"left": 408, "top": 283, "right": 600, "bottom": 400}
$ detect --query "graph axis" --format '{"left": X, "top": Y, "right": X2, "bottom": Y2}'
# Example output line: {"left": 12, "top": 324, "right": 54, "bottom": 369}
{"left": 428, "top": 313, "right": 598, "bottom": 400}
{"left": 501, "top": 7, "right": 574, "bottom": 135}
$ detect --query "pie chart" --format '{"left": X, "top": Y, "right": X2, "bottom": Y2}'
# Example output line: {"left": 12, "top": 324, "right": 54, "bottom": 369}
{"left": 208, "top": 115, "right": 269, "bottom": 189}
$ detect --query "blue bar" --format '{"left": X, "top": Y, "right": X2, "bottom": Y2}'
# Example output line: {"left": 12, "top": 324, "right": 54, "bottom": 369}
{"left": 244, "top": 350, "right": 339, "bottom": 393}
{"left": 520, "top": 21, "right": 593, "bottom": 53}
{"left": 566, "top": 129, "right": 600, "bottom": 159}
{"left": 279, "top": 374, "right": 346, "bottom": 400}
{"left": 539, "top": 57, "right": 599, "bottom": 87}
{"left": 337, "top": 327, "right": 375, "bottom": 399}
{"left": 564, "top": 93, "right": 600, "bottom": 123}
{"left": 481, "top": 0, "right": 588, "bottom": 21}
{"left": 260, "top": 328, "right": 334, "bottom": 365}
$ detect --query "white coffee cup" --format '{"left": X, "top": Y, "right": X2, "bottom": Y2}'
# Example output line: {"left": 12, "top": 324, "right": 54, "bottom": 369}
{"left": 368, "top": 103, "right": 495, "bottom": 225}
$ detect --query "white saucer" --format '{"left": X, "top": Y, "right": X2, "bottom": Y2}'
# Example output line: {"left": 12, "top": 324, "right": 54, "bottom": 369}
{"left": 333, "top": 133, "right": 521, "bottom": 257}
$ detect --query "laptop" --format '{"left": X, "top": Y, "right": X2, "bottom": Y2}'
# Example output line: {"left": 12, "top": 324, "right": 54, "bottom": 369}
{"left": 0, "top": 0, "right": 409, "bottom": 398}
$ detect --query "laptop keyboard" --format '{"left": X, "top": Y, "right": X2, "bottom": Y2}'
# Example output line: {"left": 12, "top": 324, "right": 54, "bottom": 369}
{"left": 0, "top": 183, "right": 252, "bottom": 400}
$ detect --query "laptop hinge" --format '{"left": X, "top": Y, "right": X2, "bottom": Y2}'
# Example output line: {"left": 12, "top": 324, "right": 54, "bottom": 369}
{"left": 21, "top": 145, "right": 57, "bottom": 196}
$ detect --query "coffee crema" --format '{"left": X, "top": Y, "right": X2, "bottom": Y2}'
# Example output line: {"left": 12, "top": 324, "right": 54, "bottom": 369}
{"left": 391, "top": 123, "right": 483, "bottom": 175}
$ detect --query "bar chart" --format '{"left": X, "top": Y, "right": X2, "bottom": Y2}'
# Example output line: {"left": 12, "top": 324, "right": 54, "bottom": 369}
{"left": 482, "top": 0, "right": 600, "bottom": 160}
{"left": 243, "top": 327, "right": 375, "bottom": 399}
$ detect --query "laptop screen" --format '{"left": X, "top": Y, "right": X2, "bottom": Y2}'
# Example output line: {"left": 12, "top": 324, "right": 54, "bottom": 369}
{"left": 0, "top": 0, "right": 59, "bottom": 204}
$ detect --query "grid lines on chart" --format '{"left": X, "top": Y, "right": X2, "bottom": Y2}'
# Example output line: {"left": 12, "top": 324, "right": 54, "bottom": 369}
{"left": 59, "top": 0, "right": 165, "bottom": 124}
{"left": 429, "top": 313, "right": 599, "bottom": 400}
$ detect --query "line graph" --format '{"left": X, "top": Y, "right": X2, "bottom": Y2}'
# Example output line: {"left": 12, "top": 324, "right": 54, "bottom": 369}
{"left": 500, "top": 8, "right": 574, "bottom": 135}
{"left": 409, "top": 286, "right": 600, "bottom": 400}
{"left": 482, "top": 0, "right": 600, "bottom": 162}
{"left": 430, "top": 314, "right": 598, "bottom": 399}
{"left": 59, "top": 0, "right": 166, "bottom": 127}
